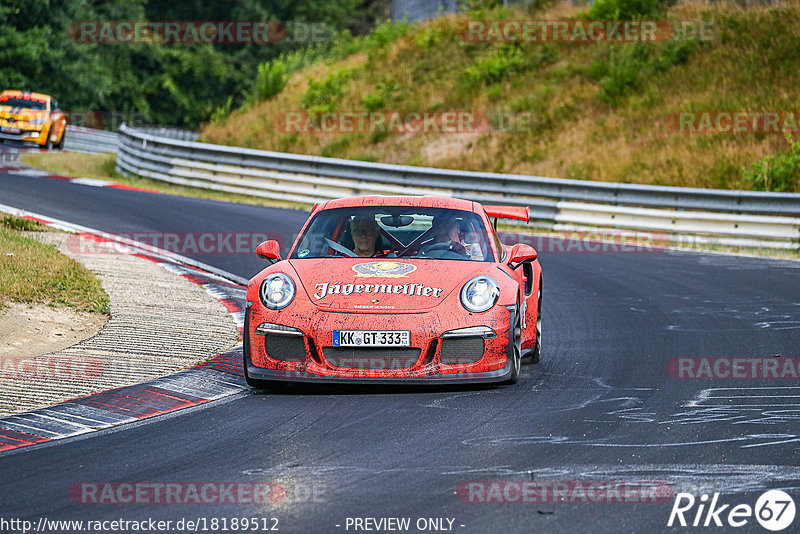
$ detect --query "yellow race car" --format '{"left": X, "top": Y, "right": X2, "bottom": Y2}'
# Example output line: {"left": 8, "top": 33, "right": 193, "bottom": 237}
{"left": 0, "top": 90, "right": 66, "bottom": 149}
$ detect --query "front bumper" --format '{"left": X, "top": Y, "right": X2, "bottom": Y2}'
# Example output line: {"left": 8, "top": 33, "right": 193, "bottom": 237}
{"left": 244, "top": 360, "right": 514, "bottom": 384}
{"left": 0, "top": 128, "right": 46, "bottom": 144}
{"left": 245, "top": 304, "right": 513, "bottom": 384}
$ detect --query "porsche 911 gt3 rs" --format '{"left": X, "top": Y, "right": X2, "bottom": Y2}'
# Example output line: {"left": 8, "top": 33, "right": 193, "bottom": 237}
{"left": 244, "top": 195, "right": 541, "bottom": 386}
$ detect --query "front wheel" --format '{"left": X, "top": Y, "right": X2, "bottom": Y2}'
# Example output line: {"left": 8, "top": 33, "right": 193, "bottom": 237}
{"left": 55, "top": 130, "right": 65, "bottom": 150}
{"left": 41, "top": 128, "right": 52, "bottom": 150}
{"left": 242, "top": 311, "right": 289, "bottom": 391}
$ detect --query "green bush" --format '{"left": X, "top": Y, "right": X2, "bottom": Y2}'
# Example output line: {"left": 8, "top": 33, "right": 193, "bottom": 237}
{"left": 743, "top": 133, "right": 800, "bottom": 192}
{"left": 275, "top": 20, "right": 412, "bottom": 82}
{"left": 654, "top": 39, "right": 694, "bottom": 70}
{"left": 460, "top": 0, "right": 505, "bottom": 11}
{"left": 366, "top": 19, "right": 412, "bottom": 48}
{"left": 301, "top": 68, "right": 355, "bottom": 112}
{"left": 370, "top": 131, "right": 390, "bottom": 144}
{"left": 362, "top": 81, "right": 399, "bottom": 111}
{"left": 464, "top": 45, "right": 526, "bottom": 85}
{"left": 321, "top": 138, "right": 352, "bottom": 157}
{"left": 361, "top": 92, "right": 386, "bottom": 111}
{"left": 598, "top": 44, "right": 647, "bottom": 102}
{"left": 598, "top": 38, "right": 695, "bottom": 103}
{"left": 210, "top": 96, "right": 233, "bottom": 122}
{"left": 458, "top": 0, "right": 515, "bottom": 20}
{"left": 581, "top": 0, "right": 674, "bottom": 20}
{"left": 251, "top": 60, "right": 288, "bottom": 102}
{"left": 414, "top": 25, "right": 440, "bottom": 49}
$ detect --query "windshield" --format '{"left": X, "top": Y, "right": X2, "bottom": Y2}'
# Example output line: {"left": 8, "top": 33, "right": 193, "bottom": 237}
{"left": 0, "top": 96, "right": 47, "bottom": 110}
{"left": 291, "top": 206, "right": 494, "bottom": 261}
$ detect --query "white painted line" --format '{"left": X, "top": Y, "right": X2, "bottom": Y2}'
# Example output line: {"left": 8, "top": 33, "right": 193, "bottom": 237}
{"left": 36, "top": 408, "right": 114, "bottom": 427}
{"left": 0, "top": 420, "right": 66, "bottom": 439}
{"left": 11, "top": 168, "right": 50, "bottom": 176}
{"left": 70, "top": 177, "right": 113, "bottom": 187}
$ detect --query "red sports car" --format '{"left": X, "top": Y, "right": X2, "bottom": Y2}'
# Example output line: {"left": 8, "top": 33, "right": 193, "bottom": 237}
{"left": 244, "top": 195, "right": 541, "bottom": 386}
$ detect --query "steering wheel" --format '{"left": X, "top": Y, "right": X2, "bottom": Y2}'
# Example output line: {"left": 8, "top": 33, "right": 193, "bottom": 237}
{"left": 324, "top": 238, "right": 357, "bottom": 258}
{"left": 419, "top": 242, "right": 468, "bottom": 257}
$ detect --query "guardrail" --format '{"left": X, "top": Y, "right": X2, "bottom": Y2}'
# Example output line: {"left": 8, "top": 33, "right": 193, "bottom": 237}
{"left": 116, "top": 124, "right": 800, "bottom": 249}
{"left": 64, "top": 125, "right": 120, "bottom": 153}
{"left": 65, "top": 125, "right": 197, "bottom": 153}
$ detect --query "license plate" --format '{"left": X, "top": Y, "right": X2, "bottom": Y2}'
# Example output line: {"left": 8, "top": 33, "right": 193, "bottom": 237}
{"left": 332, "top": 330, "right": 410, "bottom": 347}
{"left": 1, "top": 127, "right": 20, "bottom": 134}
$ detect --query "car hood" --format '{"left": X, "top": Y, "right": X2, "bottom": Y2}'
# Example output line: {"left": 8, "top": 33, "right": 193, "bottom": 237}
{"left": 0, "top": 106, "right": 46, "bottom": 121}
{"left": 289, "top": 258, "right": 489, "bottom": 312}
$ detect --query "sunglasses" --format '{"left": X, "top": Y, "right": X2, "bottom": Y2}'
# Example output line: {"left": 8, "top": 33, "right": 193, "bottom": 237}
{"left": 352, "top": 228, "right": 377, "bottom": 236}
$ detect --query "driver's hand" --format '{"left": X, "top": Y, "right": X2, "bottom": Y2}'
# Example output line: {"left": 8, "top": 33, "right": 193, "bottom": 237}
{"left": 450, "top": 241, "right": 468, "bottom": 255}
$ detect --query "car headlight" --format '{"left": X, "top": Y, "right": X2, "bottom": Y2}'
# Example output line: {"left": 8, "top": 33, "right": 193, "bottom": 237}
{"left": 260, "top": 273, "right": 295, "bottom": 309}
{"left": 460, "top": 276, "right": 499, "bottom": 313}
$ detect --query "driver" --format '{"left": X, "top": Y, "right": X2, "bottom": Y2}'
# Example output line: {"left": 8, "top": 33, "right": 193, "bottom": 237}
{"left": 350, "top": 216, "right": 380, "bottom": 257}
{"left": 421, "top": 215, "right": 467, "bottom": 256}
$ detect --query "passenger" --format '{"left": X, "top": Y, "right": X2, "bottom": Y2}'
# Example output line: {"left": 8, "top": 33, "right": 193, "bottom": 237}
{"left": 350, "top": 216, "right": 380, "bottom": 257}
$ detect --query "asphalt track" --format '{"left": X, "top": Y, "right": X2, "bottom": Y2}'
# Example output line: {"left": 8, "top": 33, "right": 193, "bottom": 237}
{"left": 1, "top": 170, "right": 799, "bottom": 533}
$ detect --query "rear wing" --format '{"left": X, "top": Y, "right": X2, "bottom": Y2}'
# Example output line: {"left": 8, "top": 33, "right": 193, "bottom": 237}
{"left": 483, "top": 205, "right": 530, "bottom": 222}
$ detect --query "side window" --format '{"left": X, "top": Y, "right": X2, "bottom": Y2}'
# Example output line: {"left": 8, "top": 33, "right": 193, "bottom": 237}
{"left": 491, "top": 224, "right": 505, "bottom": 261}
{"left": 461, "top": 220, "right": 485, "bottom": 261}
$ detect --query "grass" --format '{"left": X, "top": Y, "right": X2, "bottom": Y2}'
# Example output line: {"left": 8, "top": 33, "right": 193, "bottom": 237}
{"left": 199, "top": 0, "right": 800, "bottom": 192}
{"left": 0, "top": 215, "right": 110, "bottom": 313}
{"left": 19, "top": 151, "right": 119, "bottom": 182}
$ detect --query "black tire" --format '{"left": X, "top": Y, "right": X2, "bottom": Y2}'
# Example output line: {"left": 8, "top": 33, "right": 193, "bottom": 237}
{"left": 530, "top": 283, "right": 542, "bottom": 364}
{"left": 504, "top": 299, "right": 522, "bottom": 384}
{"left": 242, "top": 310, "right": 257, "bottom": 387}
{"left": 242, "top": 310, "right": 289, "bottom": 391}
{"left": 41, "top": 126, "right": 53, "bottom": 150}
{"left": 55, "top": 130, "right": 65, "bottom": 150}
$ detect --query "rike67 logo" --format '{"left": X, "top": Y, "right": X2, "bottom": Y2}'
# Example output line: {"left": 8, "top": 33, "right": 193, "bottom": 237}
{"left": 668, "top": 490, "right": 795, "bottom": 531}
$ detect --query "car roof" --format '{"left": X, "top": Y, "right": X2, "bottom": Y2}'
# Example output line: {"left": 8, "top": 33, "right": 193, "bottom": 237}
{"left": 0, "top": 90, "right": 52, "bottom": 101}
{"left": 316, "top": 195, "right": 477, "bottom": 213}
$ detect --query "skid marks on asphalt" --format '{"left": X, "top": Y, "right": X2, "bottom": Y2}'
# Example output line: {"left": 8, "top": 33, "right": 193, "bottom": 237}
{"left": 455, "top": 374, "right": 800, "bottom": 452}
{"left": 239, "top": 462, "right": 800, "bottom": 496}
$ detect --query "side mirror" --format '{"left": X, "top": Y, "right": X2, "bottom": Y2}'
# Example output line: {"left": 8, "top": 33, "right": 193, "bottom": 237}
{"left": 256, "top": 240, "right": 281, "bottom": 262}
{"left": 508, "top": 243, "right": 537, "bottom": 269}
